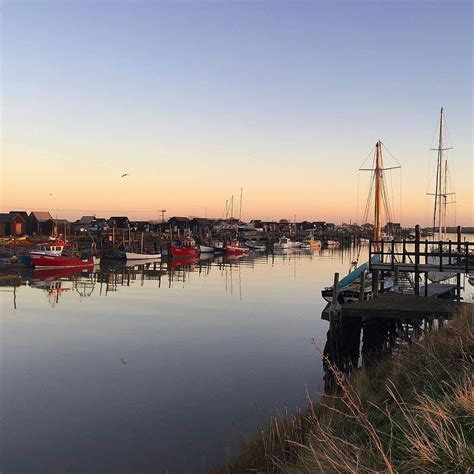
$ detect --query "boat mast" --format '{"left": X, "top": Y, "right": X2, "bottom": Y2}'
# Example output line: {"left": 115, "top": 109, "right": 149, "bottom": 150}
{"left": 431, "top": 107, "right": 447, "bottom": 240}
{"left": 437, "top": 107, "right": 445, "bottom": 239}
{"left": 374, "top": 141, "right": 383, "bottom": 250}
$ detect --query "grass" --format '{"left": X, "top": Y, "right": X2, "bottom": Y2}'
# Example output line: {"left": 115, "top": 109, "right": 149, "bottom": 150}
{"left": 214, "top": 305, "right": 473, "bottom": 473}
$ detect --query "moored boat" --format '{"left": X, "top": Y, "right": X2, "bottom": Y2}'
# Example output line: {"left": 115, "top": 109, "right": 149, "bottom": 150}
{"left": 322, "top": 140, "right": 397, "bottom": 303}
{"left": 304, "top": 237, "right": 322, "bottom": 249}
{"left": 30, "top": 239, "right": 67, "bottom": 257}
{"left": 170, "top": 237, "right": 199, "bottom": 257}
{"left": 199, "top": 245, "right": 215, "bottom": 253}
{"left": 225, "top": 241, "right": 249, "bottom": 255}
{"left": 125, "top": 251, "right": 161, "bottom": 261}
{"left": 213, "top": 241, "right": 226, "bottom": 254}
{"left": 31, "top": 253, "right": 94, "bottom": 268}
{"left": 30, "top": 239, "right": 95, "bottom": 268}
{"left": 245, "top": 240, "right": 266, "bottom": 251}
{"left": 274, "top": 237, "right": 292, "bottom": 250}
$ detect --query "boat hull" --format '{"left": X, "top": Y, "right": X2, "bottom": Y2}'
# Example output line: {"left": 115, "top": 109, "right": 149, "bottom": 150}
{"left": 225, "top": 246, "right": 249, "bottom": 255}
{"left": 199, "top": 245, "right": 215, "bottom": 253}
{"left": 170, "top": 246, "right": 199, "bottom": 257}
{"left": 31, "top": 254, "right": 94, "bottom": 268}
{"left": 125, "top": 252, "right": 161, "bottom": 261}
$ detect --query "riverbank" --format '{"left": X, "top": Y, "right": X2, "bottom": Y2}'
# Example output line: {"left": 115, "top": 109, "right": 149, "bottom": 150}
{"left": 216, "top": 305, "right": 473, "bottom": 473}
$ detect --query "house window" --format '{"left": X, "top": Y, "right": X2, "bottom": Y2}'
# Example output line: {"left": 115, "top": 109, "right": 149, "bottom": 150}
{"left": 15, "top": 222, "right": 22, "bottom": 234}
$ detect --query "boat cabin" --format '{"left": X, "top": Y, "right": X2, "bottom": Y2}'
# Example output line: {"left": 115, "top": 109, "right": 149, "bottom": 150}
{"left": 31, "top": 240, "right": 67, "bottom": 257}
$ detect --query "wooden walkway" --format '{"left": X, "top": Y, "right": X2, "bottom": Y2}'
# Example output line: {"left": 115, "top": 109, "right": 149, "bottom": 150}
{"left": 339, "top": 292, "right": 465, "bottom": 320}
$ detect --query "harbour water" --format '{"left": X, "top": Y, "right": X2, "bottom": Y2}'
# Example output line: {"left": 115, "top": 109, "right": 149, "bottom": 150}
{"left": 1, "top": 244, "right": 472, "bottom": 472}
{"left": 0, "top": 247, "right": 361, "bottom": 472}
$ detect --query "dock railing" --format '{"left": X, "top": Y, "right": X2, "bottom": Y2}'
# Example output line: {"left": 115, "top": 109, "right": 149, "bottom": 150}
{"left": 369, "top": 226, "right": 473, "bottom": 274}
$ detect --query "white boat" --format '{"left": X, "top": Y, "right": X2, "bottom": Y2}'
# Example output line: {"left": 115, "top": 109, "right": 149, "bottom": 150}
{"left": 245, "top": 241, "right": 266, "bottom": 251}
{"left": 274, "top": 237, "right": 292, "bottom": 250}
{"left": 125, "top": 252, "right": 161, "bottom": 261}
{"left": 300, "top": 242, "right": 311, "bottom": 250}
{"left": 292, "top": 241, "right": 303, "bottom": 248}
{"left": 199, "top": 245, "right": 215, "bottom": 253}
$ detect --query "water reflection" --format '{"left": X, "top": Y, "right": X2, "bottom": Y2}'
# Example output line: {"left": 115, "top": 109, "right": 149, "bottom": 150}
{"left": 2, "top": 248, "right": 357, "bottom": 472}
{"left": 1, "top": 245, "right": 468, "bottom": 472}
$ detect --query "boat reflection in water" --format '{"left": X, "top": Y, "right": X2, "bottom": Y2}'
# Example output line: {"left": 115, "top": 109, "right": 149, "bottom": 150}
{"left": 20, "top": 254, "right": 266, "bottom": 304}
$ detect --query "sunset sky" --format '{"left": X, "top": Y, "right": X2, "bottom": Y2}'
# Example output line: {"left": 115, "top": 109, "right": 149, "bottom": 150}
{"left": 1, "top": 1, "right": 472, "bottom": 226}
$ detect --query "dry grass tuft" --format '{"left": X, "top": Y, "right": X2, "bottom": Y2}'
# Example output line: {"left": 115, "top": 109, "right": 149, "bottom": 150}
{"left": 215, "top": 305, "right": 473, "bottom": 473}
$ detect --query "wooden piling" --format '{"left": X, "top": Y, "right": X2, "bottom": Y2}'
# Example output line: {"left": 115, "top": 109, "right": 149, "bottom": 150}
{"left": 359, "top": 270, "right": 366, "bottom": 300}
{"left": 414, "top": 225, "right": 420, "bottom": 296}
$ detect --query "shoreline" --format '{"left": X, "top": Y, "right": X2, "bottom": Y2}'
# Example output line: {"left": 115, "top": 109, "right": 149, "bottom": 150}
{"left": 215, "top": 305, "right": 473, "bottom": 472}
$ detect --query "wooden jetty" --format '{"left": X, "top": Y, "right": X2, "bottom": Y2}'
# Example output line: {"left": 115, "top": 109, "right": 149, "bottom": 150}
{"left": 337, "top": 292, "right": 466, "bottom": 320}
{"left": 323, "top": 224, "right": 472, "bottom": 322}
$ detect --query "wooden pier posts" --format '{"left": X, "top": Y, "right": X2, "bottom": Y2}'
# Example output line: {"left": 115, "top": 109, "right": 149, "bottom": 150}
{"left": 414, "top": 225, "right": 420, "bottom": 296}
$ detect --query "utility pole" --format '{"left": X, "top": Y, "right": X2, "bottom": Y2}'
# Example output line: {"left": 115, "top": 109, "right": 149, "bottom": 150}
{"left": 159, "top": 209, "right": 166, "bottom": 222}
{"left": 239, "top": 188, "right": 243, "bottom": 222}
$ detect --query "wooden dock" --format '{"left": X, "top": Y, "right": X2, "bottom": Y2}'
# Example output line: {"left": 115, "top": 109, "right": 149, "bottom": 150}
{"left": 338, "top": 292, "right": 466, "bottom": 320}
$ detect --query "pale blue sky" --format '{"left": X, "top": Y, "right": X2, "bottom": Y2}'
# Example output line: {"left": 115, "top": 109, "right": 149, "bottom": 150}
{"left": 1, "top": 1, "right": 472, "bottom": 224}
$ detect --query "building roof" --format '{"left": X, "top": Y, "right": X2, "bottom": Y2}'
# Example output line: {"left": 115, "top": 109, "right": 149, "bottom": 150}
{"left": 169, "top": 216, "right": 190, "bottom": 222}
{"left": 190, "top": 217, "right": 215, "bottom": 224}
{"left": 9, "top": 211, "right": 28, "bottom": 221}
{"left": 30, "top": 211, "right": 53, "bottom": 222}
{"left": 76, "top": 216, "right": 96, "bottom": 225}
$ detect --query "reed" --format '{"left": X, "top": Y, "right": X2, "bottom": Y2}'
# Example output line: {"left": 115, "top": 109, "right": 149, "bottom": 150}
{"left": 214, "top": 306, "right": 473, "bottom": 473}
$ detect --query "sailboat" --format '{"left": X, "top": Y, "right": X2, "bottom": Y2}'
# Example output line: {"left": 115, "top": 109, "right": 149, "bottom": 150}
{"left": 321, "top": 141, "right": 397, "bottom": 303}
{"left": 427, "top": 107, "right": 456, "bottom": 282}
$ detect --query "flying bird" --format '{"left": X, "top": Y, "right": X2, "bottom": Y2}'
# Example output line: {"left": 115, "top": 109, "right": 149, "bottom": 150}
{"left": 121, "top": 357, "right": 128, "bottom": 365}
{"left": 121, "top": 173, "right": 130, "bottom": 178}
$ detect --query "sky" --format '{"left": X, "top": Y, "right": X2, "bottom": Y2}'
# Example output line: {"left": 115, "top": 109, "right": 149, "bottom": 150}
{"left": 1, "top": 0, "right": 472, "bottom": 226}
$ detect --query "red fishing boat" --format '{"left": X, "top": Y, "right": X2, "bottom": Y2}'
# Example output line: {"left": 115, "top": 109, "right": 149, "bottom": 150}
{"left": 31, "top": 254, "right": 94, "bottom": 268}
{"left": 169, "top": 237, "right": 199, "bottom": 257}
{"left": 225, "top": 241, "right": 249, "bottom": 255}
{"left": 30, "top": 239, "right": 68, "bottom": 257}
{"left": 30, "top": 239, "right": 95, "bottom": 268}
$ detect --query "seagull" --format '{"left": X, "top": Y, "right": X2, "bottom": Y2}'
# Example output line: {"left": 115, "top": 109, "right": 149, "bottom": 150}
{"left": 121, "top": 173, "right": 130, "bottom": 178}
{"left": 121, "top": 357, "right": 128, "bottom": 365}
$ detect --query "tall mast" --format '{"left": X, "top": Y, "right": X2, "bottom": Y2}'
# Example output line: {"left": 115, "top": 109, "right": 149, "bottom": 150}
{"left": 431, "top": 107, "right": 447, "bottom": 240}
{"left": 374, "top": 141, "right": 383, "bottom": 250}
{"left": 437, "top": 107, "right": 445, "bottom": 239}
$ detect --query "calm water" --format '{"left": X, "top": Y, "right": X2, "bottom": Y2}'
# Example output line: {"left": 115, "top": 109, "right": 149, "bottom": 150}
{"left": 1, "top": 245, "right": 472, "bottom": 472}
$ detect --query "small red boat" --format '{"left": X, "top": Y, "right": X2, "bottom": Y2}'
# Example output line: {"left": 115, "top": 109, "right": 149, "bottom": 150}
{"left": 170, "top": 237, "right": 199, "bottom": 257}
{"left": 30, "top": 239, "right": 95, "bottom": 268}
{"left": 31, "top": 254, "right": 94, "bottom": 268}
{"left": 225, "top": 241, "right": 249, "bottom": 255}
